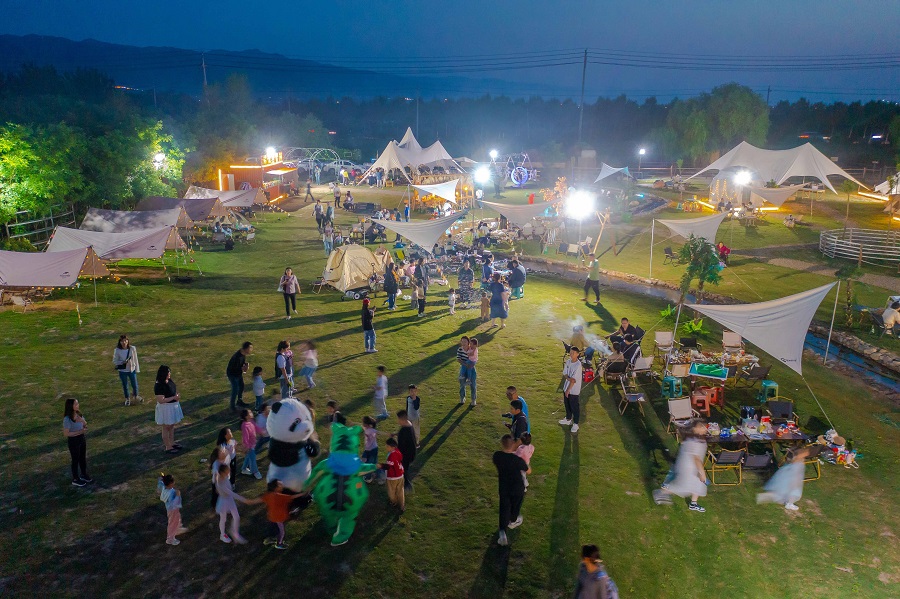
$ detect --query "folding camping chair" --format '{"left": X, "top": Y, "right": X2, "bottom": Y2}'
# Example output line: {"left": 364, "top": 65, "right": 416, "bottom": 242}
{"left": 618, "top": 377, "right": 647, "bottom": 416}
{"left": 765, "top": 400, "right": 799, "bottom": 426}
{"left": 667, "top": 398, "right": 699, "bottom": 434}
{"left": 705, "top": 449, "right": 746, "bottom": 486}
{"left": 654, "top": 331, "right": 675, "bottom": 360}
{"left": 603, "top": 358, "right": 628, "bottom": 386}
{"left": 628, "top": 356, "right": 656, "bottom": 382}
{"left": 663, "top": 247, "right": 677, "bottom": 265}
{"left": 736, "top": 364, "right": 770, "bottom": 388}
{"left": 679, "top": 337, "right": 702, "bottom": 351}
{"left": 723, "top": 331, "right": 744, "bottom": 353}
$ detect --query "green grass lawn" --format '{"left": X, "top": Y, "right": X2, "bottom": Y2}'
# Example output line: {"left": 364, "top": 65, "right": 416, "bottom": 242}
{"left": 1, "top": 202, "right": 898, "bottom": 598}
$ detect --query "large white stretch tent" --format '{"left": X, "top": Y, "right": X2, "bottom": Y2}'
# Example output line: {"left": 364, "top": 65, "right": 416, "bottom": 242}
{"left": 594, "top": 163, "right": 628, "bottom": 183}
{"left": 81, "top": 207, "right": 191, "bottom": 232}
{"left": 47, "top": 226, "right": 186, "bottom": 260}
{"left": 412, "top": 179, "right": 460, "bottom": 204}
{"left": 747, "top": 184, "right": 808, "bottom": 208}
{"left": 688, "top": 141, "right": 862, "bottom": 193}
{"left": 0, "top": 247, "right": 108, "bottom": 288}
{"left": 374, "top": 211, "right": 467, "bottom": 253}
{"left": 686, "top": 283, "right": 836, "bottom": 375}
{"left": 359, "top": 128, "right": 460, "bottom": 183}
{"left": 650, "top": 212, "right": 727, "bottom": 279}
{"left": 479, "top": 199, "right": 555, "bottom": 227}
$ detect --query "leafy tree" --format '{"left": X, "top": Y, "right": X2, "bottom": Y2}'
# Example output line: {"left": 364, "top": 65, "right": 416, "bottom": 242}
{"left": 706, "top": 83, "right": 769, "bottom": 148}
{"left": 678, "top": 235, "right": 721, "bottom": 302}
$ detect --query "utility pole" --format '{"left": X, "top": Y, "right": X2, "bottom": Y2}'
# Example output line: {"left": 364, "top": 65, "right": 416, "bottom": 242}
{"left": 201, "top": 53, "right": 209, "bottom": 105}
{"left": 578, "top": 49, "right": 587, "bottom": 143}
{"left": 416, "top": 94, "right": 420, "bottom": 138}
{"left": 766, "top": 85, "right": 771, "bottom": 106}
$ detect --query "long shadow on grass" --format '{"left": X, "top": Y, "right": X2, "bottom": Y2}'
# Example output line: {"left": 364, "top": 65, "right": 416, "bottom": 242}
{"left": 468, "top": 537, "right": 512, "bottom": 598}
{"left": 410, "top": 404, "right": 472, "bottom": 479}
{"left": 547, "top": 431, "right": 580, "bottom": 594}
{"left": 584, "top": 301, "right": 618, "bottom": 332}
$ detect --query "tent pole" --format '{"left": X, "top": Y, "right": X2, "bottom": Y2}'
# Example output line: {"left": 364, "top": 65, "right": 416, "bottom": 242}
{"left": 666, "top": 302, "right": 684, "bottom": 374}
{"left": 649, "top": 220, "right": 655, "bottom": 280}
{"left": 823, "top": 280, "right": 840, "bottom": 365}
{"left": 91, "top": 248, "right": 98, "bottom": 307}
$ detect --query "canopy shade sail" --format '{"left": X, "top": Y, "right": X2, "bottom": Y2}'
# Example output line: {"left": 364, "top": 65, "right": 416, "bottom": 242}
{"left": 135, "top": 197, "right": 229, "bottom": 221}
{"left": 747, "top": 184, "right": 808, "bottom": 208}
{"left": 875, "top": 173, "right": 899, "bottom": 195}
{"left": 374, "top": 211, "right": 468, "bottom": 253}
{"left": 593, "top": 163, "right": 628, "bottom": 183}
{"left": 688, "top": 141, "right": 863, "bottom": 193}
{"left": 655, "top": 212, "right": 727, "bottom": 243}
{"left": 81, "top": 207, "right": 191, "bottom": 232}
{"left": 412, "top": 179, "right": 460, "bottom": 204}
{"left": 479, "top": 199, "right": 555, "bottom": 226}
{"left": 47, "top": 226, "right": 186, "bottom": 260}
{"left": 0, "top": 247, "right": 108, "bottom": 288}
{"left": 686, "top": 283, "right": 836, "bottom": 375}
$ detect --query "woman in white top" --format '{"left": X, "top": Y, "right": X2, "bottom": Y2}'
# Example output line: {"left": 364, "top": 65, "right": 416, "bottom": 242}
{"left": 279, "top": 267, "right": 300, "bottom": 320}
{"left": 113, "top": 334, "right": 141, "bottom": 406}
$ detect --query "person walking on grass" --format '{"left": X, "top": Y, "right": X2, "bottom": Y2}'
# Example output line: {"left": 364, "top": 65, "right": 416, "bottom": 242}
{"left": 240, "top": 409, "right": 262, "bottom": 480}
{"left": 297, "top": 340, "right": 318, "bottom": 389}
{"left": 395, "top": 410, "right": 417, "bottom": 490}
{"left": 63, "top": 398, "right": 93, "bottom": 487}
{"left": 488, "top": 273, "right": 509, "bottom": 328}
{"left": 493, "top": 434, "right": 528, "bottom": 546}
{"left": 372, "top": 366, "right": 389, "bottom": 420}
{"left": 214, "top": 463, "right": 249, "bottom": 544}
{"left": 254, "top": 479, "right": 294, "bottom": 550}
{"left": 457, "top": 336, "right": 477, "bottom": 407}
{"left": 757, "top": 446, "right": 810, "bottom": 512}
{"left": 559, "top": 346, "right": 583, "bottom": 433}
{"left": 314, "top": 199, "right": 324, "bottom": 232}
{"left": 157, "top": 473, "right": 187, "bottom": 546}
{"left": 362, "top": 416, "right": 380, "bottom": 483}
{"left": 305, "top": 179, "right": 315, "bottom": 203}
{"left": 333, "top": 184, "right": 341, "bottom": 209}
{"left": 405, "top": 385, "right": 422, "bottom": 445}
{"left": 279, "top": 268, "right": 300, "bottom": 320}
{"left": 574, "top": 545, "right": 617, "bottom": 599}
{"left": 227, "top": 341, "right": 252, "bottom": 411}
{"left": 382, "top": 438, "right": 405, "bottom": 511}
{"left": 415, "top": 278, "right": 426, "bottom": 317}
{"left": 254, "top": 402, "right": 271, "bottom": 455}
{"left": 113, "top": 334, "right": 141, "bottom": 406}
{"left": 323, "top": 221, "right": 334, "bottom": 256}
{"left": 362, "top": 298, "right": 377, "bottom": 353}
{"left": 154, "top": 365, "right": 184, "bottom": 453}
{"left": 653, "top": 420, "right": 708, "bottom": 512}
{"left": 384, "top": 263, "right": 400, "bottom": 311}
{"left": 583, "top": 252, "right": 601, "bottom": 304}
{"left": 275, "top": 341, "right": 292, "bottom": 399}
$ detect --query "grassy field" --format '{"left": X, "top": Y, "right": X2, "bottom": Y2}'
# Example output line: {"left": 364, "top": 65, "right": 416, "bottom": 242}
{"left": 0, "top": 197, "right": 898, "bottom": 598}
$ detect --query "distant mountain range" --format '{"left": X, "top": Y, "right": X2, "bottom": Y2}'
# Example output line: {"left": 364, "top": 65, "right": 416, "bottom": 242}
{"left": 0, "top": 34, "right": 564, "bottom": 100}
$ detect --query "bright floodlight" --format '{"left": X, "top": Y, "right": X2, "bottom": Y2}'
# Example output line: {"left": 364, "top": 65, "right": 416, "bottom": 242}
{"left": 154, "top": 152, "right": 166, "bottom": 162}
{"left": 639, "top": 148, "right": 646, "bottom": 156}
{"left": 474, "top": 167, "right": 491, "bottom": 185}
{"left": 734, "top": 171, "right": 752, "bottom": 186}
{"left": 265, "top": 146, "right": 277, "bottom": 159}
{"left": 566, "top": 190, "right": 595, "bottom": 220}
{"left": 489, "top": 149, "right": 499, "bottom": 160}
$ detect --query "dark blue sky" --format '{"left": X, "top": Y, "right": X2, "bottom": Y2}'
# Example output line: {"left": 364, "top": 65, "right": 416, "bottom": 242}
{"left": 1, "top": 0, "right": 898, "bottom": 102}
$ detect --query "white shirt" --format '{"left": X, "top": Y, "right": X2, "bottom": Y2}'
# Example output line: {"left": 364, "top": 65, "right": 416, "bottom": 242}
{"left": 252, "top": 375, "right": 265, "bottom": 396}
{"left": 562, "top": 358, "right": 583, "bottom": 395}
{"left": 884, "top": 307, "right": 900, "bottom": 328}
{"left": 374, "top": 374, "right": 388, "bottom": 399}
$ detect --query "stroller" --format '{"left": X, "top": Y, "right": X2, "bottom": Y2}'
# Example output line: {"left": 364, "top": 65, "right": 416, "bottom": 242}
{"left": 340, "top": 271, "right": 383, "bottom": 301}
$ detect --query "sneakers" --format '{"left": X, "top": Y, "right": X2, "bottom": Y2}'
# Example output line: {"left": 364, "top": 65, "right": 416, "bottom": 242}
{"left": 784, "top": 503, "right": 799, "bottom": 511}
{"left": 124, "top": 398, "right": 131, "bottom": 407}
{"left": 470, "top": 400, "right": 477, "bottom": 407}
{"left": 81, "top": 476, "right": 94, "bottom": 484}
{"left": 689, "top": 502, "right": 706, "bottom": 513}
{"left": 286, "top": 316, "right": 291, "bottom": 320}
{"left": 176, "top": 527, "right": 189, "bottom": 535}
{"left": 508, "top": 516, "right": 523, "bottom": 529}
{"left": 71, "top": 478, "right": 86, "bottom": 487}
{"left": 459, "top": 399, "right": 465, "bottom": 405}
{"left": 254, "top": 472, "right": 263, "bottom": 480}
{"left": 571, "top": 424, "right": 580, "bottom": 433}
{"left": 166, "top": 538, "right": 181, "bottom": 546}
{"left": 136, "top": 395, "right": 144, "bottom": 404}
{"left": 275, "top": 542, "right": 288, "bottom": 550}
{"left": 558, "top": 418, "right": 572, "bottom": 426}
{"left": 241, "top": 468, "right": 253, "bottom": 476}
{"left": 292, "top": 309, "right": 298, "bottom": 314}
{"left": 263, "top": 537, "right": 277, "bottom": 546}
{"left": 220, "top": 534, "right": 232, "bottom": 543}
{"left": 308, "top": 381, "right": 317, "bottom": 389}
{"left": 498, "top": 530, "right": 509, "bottom": 546}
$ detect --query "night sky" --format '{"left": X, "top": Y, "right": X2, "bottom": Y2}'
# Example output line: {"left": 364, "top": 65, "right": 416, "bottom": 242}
{"left": 1, "top": 0, "right": 898, "bottom": 102}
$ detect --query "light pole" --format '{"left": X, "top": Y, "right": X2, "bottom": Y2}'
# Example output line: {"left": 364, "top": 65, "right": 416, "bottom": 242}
{"left": 638, "top": 148, "right": 646, "bottom": 179}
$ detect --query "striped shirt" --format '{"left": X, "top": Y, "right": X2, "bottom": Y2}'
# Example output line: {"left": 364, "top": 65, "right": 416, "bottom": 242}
{"left": 456, "top": 346, "right": 469, "bottom": 363}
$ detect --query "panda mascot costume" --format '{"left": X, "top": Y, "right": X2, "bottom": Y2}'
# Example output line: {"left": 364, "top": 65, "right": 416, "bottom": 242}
{"left": 266, "top": 398, "right": 320, "bottom": 493}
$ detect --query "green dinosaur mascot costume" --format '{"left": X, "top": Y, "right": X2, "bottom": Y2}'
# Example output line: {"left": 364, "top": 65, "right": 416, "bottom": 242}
{"left": 302, "top": 422, "right": 377, "bottom": 546}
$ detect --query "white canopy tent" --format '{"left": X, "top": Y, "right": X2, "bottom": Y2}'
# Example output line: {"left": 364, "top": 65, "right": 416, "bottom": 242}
{"left": 398, "top": 127, "right": 422, "bottom": 153}
{"left": 875, "top": 173, "right": 899, "bottom": 196}
{"left": 358, "top": 129, "right": 460, "bottom": 184}
{"left": 479, "top": 199, "right": 555, "bottom": 227}
{"left": 0, "top": 247, "right": 108, "bottom": 288}
{"left": 81, "top": 207, "right": 191, "bottom": 232}
{"left": 688, "top": 141, "right": 863, "bottom": 193}
{"left": 135, "top": 196, "right": 229, "bottom": 222}
{"left": 650, "top": 212, "right": 728, "bottom": 279}
{"left": 184, "top": 186, "right": 265, "bottom": 208}
{"left": 47, "top": 226, "right": 186, "bottom": 260}
{"left": 594, "top": 163, "right": 628, "bottom": 183}
{"left": 412, "top": 179, "right": 460, "bottom": 205}
{"left": 747, "top": 184, "right": 808, "bottom": 208}
{"left": 686, "top": 283, "right": 836, "bottom": 375}
{"left": 374, "top": 211, "right": 467, "bottom": 254}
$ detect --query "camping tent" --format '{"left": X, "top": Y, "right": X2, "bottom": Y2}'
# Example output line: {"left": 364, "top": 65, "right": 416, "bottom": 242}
{"left": 479, "top": 199, "right": 555, "bottom": 227}
{"left": 80, "top": 207, "right": 192, "bottom": 232}
{"left": 747, "top": 184, "right": 807, "bottom": 208}
{"left": 374, "top": 211, "right": 467, "bottom": 254}
{"left": 412, "top": 180, "right": 460, "bottom": 205}
{"left": 686, "top": 283, "right": 836, "bottom": 375}
{"left": 594, "top": 163, "right": 628, "bottom": 183}
{"left": 688, "top": 141, "right": 863, "bottom": 193}
{"left": 135, "top": 197, "right": 229, "bottom": 222}
{"left": 323, "top": 245, "right": 393, "bottom": 293}
{"left": 0, "top": 247, "right": 108, "bottom": 288}
{"left": 184, "top": 186, "right": 265, "bottom": 207}
{"left": 47, "top": 226, "right": 186, "bottom": 260}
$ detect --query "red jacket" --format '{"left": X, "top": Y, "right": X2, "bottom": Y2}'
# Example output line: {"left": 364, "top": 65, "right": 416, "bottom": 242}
{"left": 383, "top": 448, "right": 405, "bottom": 479}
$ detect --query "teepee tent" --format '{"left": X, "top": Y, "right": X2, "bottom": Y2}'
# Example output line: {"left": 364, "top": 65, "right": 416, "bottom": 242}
{"left": 479, "top": 199, "right": 555, "bottom": 227}
{"left": 650, "top": 212, "right": 728, "bottom": 280}
{"left": 688, "top": 142, "right": 863, "bottom": 193}
{"left": 323, "top": 245, "right": 393, "bottom": 293}
{"left": 594, "top": 163, "right": 628, "bottom": 183}
{"left": 47, "top": 226, "right": 186, "bottom": 260}
{"left": 374, "top": 211, "right": 467, "bottom": 254}
{"left": 686, "top": 283, "right": 836, "bottom": 375}
{"left": 412, "top": 179, "right": 460, "bottom": 204}
{"left": 135, "top": 197, "right": 228, "bottom": 222}
{"left": 747, "top": 184, "right": 807, "bottom": 208}
{"left": 398, "top": 127, "right": 423, "bottom": 153}
{"left": 81, "top": 207, "right": 191, "bottom": 232}
{"left": 0, "top": 247, "right": 108, "bottom": 288}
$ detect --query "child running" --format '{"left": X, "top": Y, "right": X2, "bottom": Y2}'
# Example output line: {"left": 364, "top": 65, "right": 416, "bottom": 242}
{"left": 251, "top": 367, "right": 265, "bottom": 411}
{"left": 240, "top": 409, "right": 262, "bottom": 479}
{"left": 756, "top": 446, "right": 809, "bottom": 511}
{"left": 215, "top": 463, "right": 249, "bottom": 544}
{"left": 255, "top": 479, "right": 294, "bottom": 549}
{"left": 373, "top": 365, "right": 389, "bottom": 421}
{"left": 381, "top": 438, "right": 405, "bottom": 511}
{"left": 157, "top": 473, "right": 186, "bottom": 546}
{"left": 298, "top": 340, "right": 319, "bottom": 389}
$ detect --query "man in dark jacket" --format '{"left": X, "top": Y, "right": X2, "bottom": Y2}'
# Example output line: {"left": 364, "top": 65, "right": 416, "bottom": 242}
{"left": 508, "top": 259, "right": 527, "bottom": 299}
{"left": 505, "top": 399, "right": 529, "bottom": 440}
{"left": 395, "top": 410, "right": 417, "bottom": 490}
{"left": 226, "top": 341, "right": 252, "bottom": 411}
{"left": 493, "top": 435, "right": 528, "bottom": 546}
